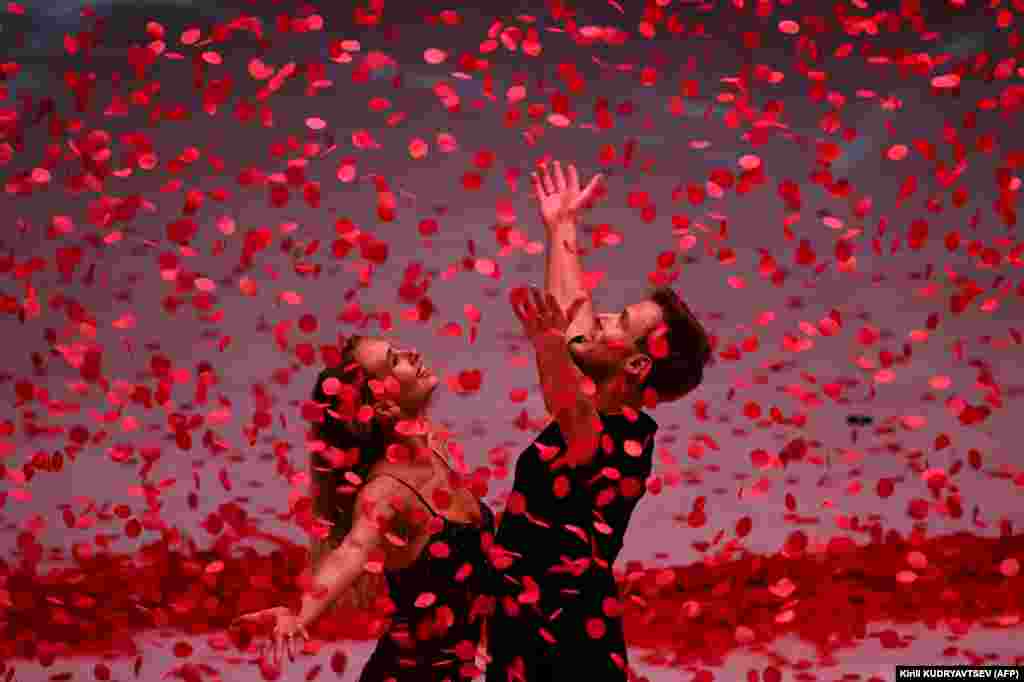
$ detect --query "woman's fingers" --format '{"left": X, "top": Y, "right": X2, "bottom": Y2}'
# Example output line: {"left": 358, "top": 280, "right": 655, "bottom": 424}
{"left": 276, "top": 629, "right": 307, "bottom": 663}
{"left": 256, "top": 630, "right": 307, "bottom": 668}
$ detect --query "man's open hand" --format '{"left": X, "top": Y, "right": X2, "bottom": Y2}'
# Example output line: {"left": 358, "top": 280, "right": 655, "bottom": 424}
{"left": 531, "top": 160, "right": 604, "bottom": 231}
{"left": 511, "top": 287, "right": 586, "bottom": 348}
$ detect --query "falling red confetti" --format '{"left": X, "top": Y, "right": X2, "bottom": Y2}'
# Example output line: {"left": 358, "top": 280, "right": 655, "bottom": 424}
{"left": 0, "top": 2, "right": 1019, "bottom": 681}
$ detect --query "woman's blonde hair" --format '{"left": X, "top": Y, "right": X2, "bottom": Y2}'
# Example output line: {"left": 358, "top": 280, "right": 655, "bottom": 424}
{"left": 307, "top": 335, "right": 388, "bottom": 610}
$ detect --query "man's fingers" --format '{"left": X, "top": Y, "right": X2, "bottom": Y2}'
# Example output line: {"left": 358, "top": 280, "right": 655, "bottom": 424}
{"left": 539, "top": 162, "right": 556, "bottom": 195}
{"left": 512, "top": 301, "right": 529, "bottom": 325}
{"left": 512, "top": 288, "right": 533, "bottom": 315}
{"left": 553, "top": 160, "right": 567, "bottom": 193}
{"left": 510, "top": 287, "right": 530, "bottom": 310}
{"left": 516, "top": 286, "right": 587, "bottom": 338}
{"left": 545, "top": 293, "right": 568, "bottom": 323}
{"left": 512, "top": 298, "right": 537, "bottom": 333}
{"left": 530, "top": 288, "right": 548, "bottom": 318}
{"left": 524, "top": 300, "right": 542, "bottom": 330}
{"left": 566, "top": 296, "right": 588, "bottom": 323}
{"left": 578, "top": 173, "right": 605, "bottom": 207}
{"left": 530, "top": 173, "right": 545, "bottom": 202}
{"left": 567, "top": 164, "right": 580, "bottom": 194}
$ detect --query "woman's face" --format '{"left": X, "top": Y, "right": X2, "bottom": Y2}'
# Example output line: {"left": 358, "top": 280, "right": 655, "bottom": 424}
{"left": 352, "top": 337, "right": 439, "bottom": 415}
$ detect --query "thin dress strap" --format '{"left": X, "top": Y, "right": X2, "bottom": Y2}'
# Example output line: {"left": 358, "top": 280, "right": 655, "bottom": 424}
{"left": 366, "top": 473, "right": 439, "bottom": 518}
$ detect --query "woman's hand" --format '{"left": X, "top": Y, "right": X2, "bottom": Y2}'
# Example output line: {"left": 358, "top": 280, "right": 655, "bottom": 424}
{"left": 233, "top": 606, "right": 310, "bottom": 667}
{"left": 511, "top": 287, "right": 586, "bottom": 348}
{"left": 531, "top": 160, "right": 604, "bottom": 231}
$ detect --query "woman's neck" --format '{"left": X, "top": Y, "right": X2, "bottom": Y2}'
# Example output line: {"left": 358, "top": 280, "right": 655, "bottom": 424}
{"left": 392, "top": 415, "right": 446, "bottom": 459}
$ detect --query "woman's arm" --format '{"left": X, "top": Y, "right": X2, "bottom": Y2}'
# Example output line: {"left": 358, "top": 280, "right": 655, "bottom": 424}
{"left": 295, "top": 476, "right": 402, "bottom": 629}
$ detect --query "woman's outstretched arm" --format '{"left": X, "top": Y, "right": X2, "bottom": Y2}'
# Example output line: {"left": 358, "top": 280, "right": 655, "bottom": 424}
{"left": 295, "top": 476, "right": 401, "bottom": 628}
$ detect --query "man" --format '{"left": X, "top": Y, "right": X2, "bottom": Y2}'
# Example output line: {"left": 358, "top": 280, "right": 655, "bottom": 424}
{"left": 486, "top": 160, "right": 713, "bottom": 682}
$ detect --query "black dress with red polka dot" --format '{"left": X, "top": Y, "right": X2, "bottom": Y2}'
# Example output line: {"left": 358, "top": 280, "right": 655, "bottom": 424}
{"left": 359, "top": 473, "right": 495, "bottom": 682}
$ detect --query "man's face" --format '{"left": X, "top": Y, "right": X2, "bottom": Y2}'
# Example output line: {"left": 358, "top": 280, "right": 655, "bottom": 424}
{"left": 568, "top": 300, "right": 663, "bottom": 382}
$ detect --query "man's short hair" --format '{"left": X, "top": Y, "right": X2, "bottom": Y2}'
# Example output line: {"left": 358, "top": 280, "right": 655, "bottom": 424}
{"left": 637, "top": 287, "right": 713, "bottom": 403}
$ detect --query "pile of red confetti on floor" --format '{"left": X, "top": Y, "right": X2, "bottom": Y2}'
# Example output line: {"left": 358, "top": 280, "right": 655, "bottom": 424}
{"left": 2, "top": 521, "right": 1020, "bottom": 672}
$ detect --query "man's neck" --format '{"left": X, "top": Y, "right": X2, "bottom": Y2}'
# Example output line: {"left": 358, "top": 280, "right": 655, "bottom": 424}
{"left": 593, "top": 382, "right": 640, "bottom": 415}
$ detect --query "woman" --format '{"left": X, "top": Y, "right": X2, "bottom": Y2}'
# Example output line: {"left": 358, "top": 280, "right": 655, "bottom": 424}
{"left": 235, "top": 335, "right": 495, "bottom": 681}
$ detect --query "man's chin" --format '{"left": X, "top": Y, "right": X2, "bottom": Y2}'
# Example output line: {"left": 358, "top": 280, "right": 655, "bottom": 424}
{"left": 569, "top": 351, "right": 610, "bottom": 381}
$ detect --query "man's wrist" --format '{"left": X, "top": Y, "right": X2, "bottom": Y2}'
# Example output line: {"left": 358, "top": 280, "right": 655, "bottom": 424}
{"left": 546, "top": 223, "right": 579, "bottom": 251}
{"left": 545, "top": 218, "right": 579, "bottom": 235}
{"left": 530, "top": 330, "right": 570, "bottom": 352}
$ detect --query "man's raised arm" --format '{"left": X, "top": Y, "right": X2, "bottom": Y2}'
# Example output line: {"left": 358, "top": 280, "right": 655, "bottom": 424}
{"left": 531, "top": 160, "right": 604, "bottom": 342}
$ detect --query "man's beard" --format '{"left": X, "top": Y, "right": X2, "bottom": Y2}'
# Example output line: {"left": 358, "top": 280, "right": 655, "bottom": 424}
{"left": 569, "top": 346, "right": 615, "bottom": 383}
